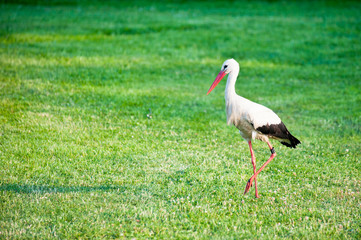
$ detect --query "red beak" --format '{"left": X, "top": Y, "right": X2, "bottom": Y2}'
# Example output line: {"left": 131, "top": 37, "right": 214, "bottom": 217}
{"left": 207, "top": 70, "right": 227, "bottom": 95}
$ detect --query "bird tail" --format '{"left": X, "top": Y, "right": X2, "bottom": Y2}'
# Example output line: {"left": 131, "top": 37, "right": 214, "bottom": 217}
{"left": 280, "top": 134, "right": 301, "bottom": 148}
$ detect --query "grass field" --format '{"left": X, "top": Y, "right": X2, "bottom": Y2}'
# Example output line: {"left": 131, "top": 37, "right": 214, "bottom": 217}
{"left": 1, "top": 0, "right": 361, "bottom": 239}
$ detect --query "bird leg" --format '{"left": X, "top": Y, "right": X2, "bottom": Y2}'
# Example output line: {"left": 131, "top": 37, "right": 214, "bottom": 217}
{"left": 248, "top": 141, "right": 259, "bottom": 198}
{"left": 244, "top": 141, "right": 277, "bottom": 196}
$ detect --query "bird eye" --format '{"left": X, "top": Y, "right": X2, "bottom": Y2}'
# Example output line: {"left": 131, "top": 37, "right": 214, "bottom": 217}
{"left": 224, "top": 65, "right": 228, "bottom": 69}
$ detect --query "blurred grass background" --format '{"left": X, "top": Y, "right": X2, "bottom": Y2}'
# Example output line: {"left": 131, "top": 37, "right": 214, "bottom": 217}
{"left": 0, "top": 0, "right": 360, "bottom": 239}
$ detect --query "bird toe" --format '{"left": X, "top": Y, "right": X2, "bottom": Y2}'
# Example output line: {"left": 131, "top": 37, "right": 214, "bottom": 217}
{"left": 243, "top": 178, "right": 253, "bottom": 195}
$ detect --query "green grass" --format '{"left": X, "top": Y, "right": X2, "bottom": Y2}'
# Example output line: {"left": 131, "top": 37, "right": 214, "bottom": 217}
{"left": 1, "top": 0, "right": 360, "bottom": 239}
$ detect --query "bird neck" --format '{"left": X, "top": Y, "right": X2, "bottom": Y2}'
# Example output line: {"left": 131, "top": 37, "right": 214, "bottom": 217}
{"left": 225, "top": 69, "right": 239, "bottom": 102}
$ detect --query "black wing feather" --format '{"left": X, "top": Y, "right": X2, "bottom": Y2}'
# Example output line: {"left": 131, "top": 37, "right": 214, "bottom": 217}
{"left": 256, "top": 122, "right": 301, "bottom": 148}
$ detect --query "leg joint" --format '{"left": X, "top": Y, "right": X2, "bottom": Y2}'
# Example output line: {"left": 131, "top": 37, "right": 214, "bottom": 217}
{"left": 270, "top": 147, "right": 275, "bottom": 154}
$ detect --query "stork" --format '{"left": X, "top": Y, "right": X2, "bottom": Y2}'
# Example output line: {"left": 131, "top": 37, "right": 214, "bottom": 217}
{"left": 207, "top": 58, "right": 300, "bottom": 198}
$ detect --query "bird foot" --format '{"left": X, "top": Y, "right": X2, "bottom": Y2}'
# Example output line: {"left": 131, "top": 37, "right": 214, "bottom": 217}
{"left": 243, "top": 177, "right": 254, "bottom": 195}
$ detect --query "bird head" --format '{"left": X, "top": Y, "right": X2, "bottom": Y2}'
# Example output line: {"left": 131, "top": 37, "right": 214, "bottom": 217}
{"left": 207, "top": 58, "right": 239, "bottom": 95}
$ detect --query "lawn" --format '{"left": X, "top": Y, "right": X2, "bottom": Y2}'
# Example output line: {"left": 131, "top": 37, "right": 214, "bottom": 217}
{"left": 0, "top": 0, "right": 360, "bottom": 239}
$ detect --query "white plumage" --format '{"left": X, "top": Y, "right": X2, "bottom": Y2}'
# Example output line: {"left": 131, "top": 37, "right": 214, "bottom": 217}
{"left": 207, "top": 58, "right": 300, "bottom": 198}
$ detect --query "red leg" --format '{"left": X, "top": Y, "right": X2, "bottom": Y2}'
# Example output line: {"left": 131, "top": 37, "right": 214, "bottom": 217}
{"left": 248, "top": 141, "right": 259, "bottom": 198}
{"left": 244, "top": 141, "right": 277, "bottom": 195}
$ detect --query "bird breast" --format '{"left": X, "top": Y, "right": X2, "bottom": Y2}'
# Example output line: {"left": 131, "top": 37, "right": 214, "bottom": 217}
{"left": 226, "top": 100, "right": 253, "bottom": 137}
{"left": 225, "top": 95, "right": 252, "bottom": 127}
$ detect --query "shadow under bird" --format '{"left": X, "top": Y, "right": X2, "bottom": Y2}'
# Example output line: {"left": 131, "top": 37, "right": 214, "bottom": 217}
{"left": 207, "top": 58, "right": 301, "bottom": 198}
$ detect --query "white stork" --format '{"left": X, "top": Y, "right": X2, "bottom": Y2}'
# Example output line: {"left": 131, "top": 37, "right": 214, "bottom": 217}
{"left": 207, "top": 58, "right": 300, "bottom": 198}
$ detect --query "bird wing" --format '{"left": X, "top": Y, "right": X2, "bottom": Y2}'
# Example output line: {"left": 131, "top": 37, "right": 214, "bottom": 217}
{"left": 245, "top": 101, "right": 282, "bottom": 129}
{"left": 243, "top": 101, "right": 289, "bottom": 138}
{"left": 255, "top": 121, "right": 290, "bottom": 140}
{"left": 239, "top": 97, "right": 301, "bottom": 148}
